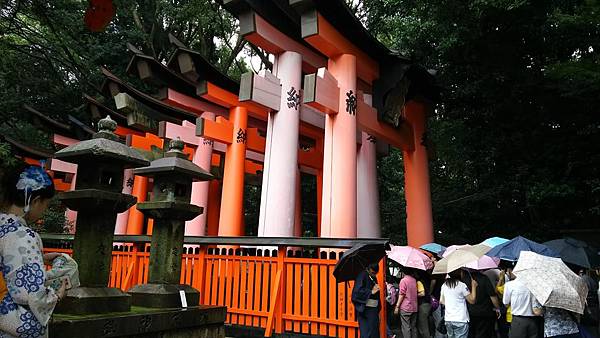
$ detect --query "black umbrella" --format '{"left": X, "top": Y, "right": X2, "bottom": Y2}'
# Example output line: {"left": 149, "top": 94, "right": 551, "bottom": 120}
{"left": 543, "top": 238, "right": 600, "bottom": 269}
{"left": 333, "top": 242, "right": 389, "bottom": 282}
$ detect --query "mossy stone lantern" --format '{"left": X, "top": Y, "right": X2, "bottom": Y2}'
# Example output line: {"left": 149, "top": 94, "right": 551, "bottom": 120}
{"left": 53, "top": 116, "right": 149, "bottom": 314}
{"left": 128, "top": 138, "right": 213, "bottom": 308}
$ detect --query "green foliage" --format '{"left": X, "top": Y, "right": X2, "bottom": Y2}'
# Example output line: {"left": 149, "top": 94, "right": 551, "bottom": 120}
{"left": 361, "top": 0, "right": 600, "bottom": 244}
{"left": 33, "top": 197, "right": 69, "bottom": 234}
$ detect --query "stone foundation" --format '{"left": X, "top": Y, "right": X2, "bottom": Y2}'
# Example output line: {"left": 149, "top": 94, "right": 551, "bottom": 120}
{"left": 49, "top": 305, "right": 226, "bottom": 338}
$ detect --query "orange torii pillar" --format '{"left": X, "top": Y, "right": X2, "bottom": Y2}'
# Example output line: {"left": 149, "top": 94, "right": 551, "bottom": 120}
{"left": 125, "top": 133, "right": 164, "bottom": 235}
{"left": 159, "top": 114, "right": 215, "bottom": 236}
{"left": 357, "top": 94, "right": 381, "bottom": 238}
{"left": 197, "top": 107, "right": 256, "bottom": 237}
{"left": 403, "top": 100, "right": 434, "bottom": 246}
{"left": 323, "top": 54, "right": 358, "bottom": 238}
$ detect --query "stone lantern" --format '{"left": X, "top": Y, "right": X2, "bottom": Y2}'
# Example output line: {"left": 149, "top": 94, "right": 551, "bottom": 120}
{"left": 53, "top": 115, "right": 149, "bottom": 314}
{"left": 128, "top": 137, "right": 212, "bottom": 308}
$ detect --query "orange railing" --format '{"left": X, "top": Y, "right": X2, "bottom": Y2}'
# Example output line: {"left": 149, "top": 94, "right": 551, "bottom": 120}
{"left": 42, "top": 236, "right": 388, "bottom": 338}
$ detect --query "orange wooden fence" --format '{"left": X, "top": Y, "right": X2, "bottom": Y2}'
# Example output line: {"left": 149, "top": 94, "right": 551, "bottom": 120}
{"left": 43, "top": 239, "right": 388, "bottom": 338}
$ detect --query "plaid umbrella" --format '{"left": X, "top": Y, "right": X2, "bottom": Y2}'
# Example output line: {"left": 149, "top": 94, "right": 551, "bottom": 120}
{"left": 513, "top": 251, "right": 588, "bottom": 314}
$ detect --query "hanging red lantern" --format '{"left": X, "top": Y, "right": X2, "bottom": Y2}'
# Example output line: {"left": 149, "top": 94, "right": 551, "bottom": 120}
{"left": 84, "top": 0, "right": 115, "bottom": 32}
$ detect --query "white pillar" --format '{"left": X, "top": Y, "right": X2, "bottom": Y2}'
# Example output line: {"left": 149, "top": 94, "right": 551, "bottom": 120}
{"left": 185, "top": 114, "right": 215, "bottom": 236}
{"left": 257, "top": 51, "right": 302, "bottom": 237}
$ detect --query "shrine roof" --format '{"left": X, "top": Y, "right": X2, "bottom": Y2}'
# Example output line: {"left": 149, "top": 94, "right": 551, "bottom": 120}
{"left": 23, "top": 104, "right": 94, "bottom": 141}
{"left": 0, "top": 134, "right": 54, "bottom": 159}
{"left": 100, "top": 67, "right": 199, "bottom": 123}
{"left": 166, "top": 34, "right": 240, "bottom": 95}
{"left": 290, "top": 0, "right": 404, "bottom": 64}
{"left": 83, "top": 94, "right": 128, "bottom": 124}
{"left": 126, "top": 43, "right": 204, "bottom": 99}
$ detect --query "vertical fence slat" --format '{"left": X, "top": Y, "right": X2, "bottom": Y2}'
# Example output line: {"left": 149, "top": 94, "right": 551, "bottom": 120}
{"left": 310, "top": 264, "right": 319, "bottom": 335}
{"left": 246, "top": 260, "right": 256, "bottom": 326}
{"left": 253, "top": 258, "right": 263, "bottom": 328}
{"left": 239, "top": 258, "right": 248, "bottom": 325}
{"left": 224, "top": 254, "right": 233, "bottom": 323}
{"left": 231, "top": 254, "right": 241, "bottom": 325}
{"left": 302, "top": 263, "right": 310, "bottom": 334}
{"left": 328, "top": 261, "right": 337, "bottom": 337}
{"left": 285, "top": 258, "right": 293, "bottom": 332}
{"left": 319, "top": 260, "right": 328, "bottom": 336}
{"left": 261, "top": 258, "right": 270, "bottom": 328}
{"left": 293, "top": 262, "right": 301, "bottom": 333}
{"left": 218, "top": 255, "right": 227, "bottom": 306}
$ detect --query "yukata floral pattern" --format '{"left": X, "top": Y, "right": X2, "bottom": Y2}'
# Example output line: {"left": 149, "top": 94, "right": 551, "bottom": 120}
{"left": 0, "top": 213, "right": 58, "bottom": 338}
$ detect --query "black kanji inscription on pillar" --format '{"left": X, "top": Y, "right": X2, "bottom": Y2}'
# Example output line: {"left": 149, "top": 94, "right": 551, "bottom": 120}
{"left": 236, "top": 128, "right": 247, "bottom": 144}
{"left": 366, "top": 135, "right": 376, "bottom": 143}
{"left": 126, "top": 177, "right": 134, "bottom": 188}
{"left": 286, "top": 87, "right": 301, "bottom": 110}
{"left": 202, "top": 138, "right": 214, "bottom": 146}
{"left": 346, "top": 90, "right": 357, "bottom": 115}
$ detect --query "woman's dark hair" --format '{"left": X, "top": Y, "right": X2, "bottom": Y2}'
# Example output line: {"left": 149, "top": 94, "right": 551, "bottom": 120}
{"left": 1, "top": 163, "right": 55, "bottom": 209}
{"left": 444, "top": 269, "right": 462, "bottom": 289}
{"left": 368, "top": 262, "right": 379, "bottom": 273}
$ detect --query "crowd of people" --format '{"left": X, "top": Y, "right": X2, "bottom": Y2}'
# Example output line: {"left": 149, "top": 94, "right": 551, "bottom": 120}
{"left": 352, "top": 252, "right": 599, "bottom": 338}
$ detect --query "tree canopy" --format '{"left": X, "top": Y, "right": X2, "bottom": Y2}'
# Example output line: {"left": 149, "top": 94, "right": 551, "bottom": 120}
{"left": 0, "top": 0, "right": 598, "bottom": 244}
{"left": 363, "top": 0, "right": 600, "bottom": 244}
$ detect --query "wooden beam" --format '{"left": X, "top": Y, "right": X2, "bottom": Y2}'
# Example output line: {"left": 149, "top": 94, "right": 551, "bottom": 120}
{"left": 238, "top": 11, "right": 326, "bottom": 73}
{"left": 300, "top": 11, "right": 379, "bottom": 84}
{"left": 158, "top": 88, "right": 228, "bottom": 116}
{"left": 114, "top": 92, "right": 180, "bottom": 133}
{"left": 303, "top": 68, "right": 339, "bottom": 115}
{"left": 356, "top": 91, "right": 414, "bottom": 151}
{"left": 239, "top": 70, "right": 281, "bottom": 111}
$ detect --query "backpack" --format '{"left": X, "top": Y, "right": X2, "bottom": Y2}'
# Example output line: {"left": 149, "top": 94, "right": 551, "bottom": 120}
{"left": 386, "top": 282, "right": 399, "bottom": 305}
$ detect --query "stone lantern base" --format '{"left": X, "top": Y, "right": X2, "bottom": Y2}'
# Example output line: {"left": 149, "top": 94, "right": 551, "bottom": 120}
{"left": 128, "top": 283, "right": 200, "bottom": 308}
{"left": 55, "top": 287, "right": 131, "bottom": 315}
{"left": 49, "top": 305, "right": 226, "bottom": 338}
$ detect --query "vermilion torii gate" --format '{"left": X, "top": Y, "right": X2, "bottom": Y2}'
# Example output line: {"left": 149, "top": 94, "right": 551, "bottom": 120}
{"left": 223, "top": 0, "right": 438, "bottom": 246}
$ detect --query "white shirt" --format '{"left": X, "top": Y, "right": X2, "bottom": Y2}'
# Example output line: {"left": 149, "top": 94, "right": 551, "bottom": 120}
{"left": 441, "top": 281, "right": 470, "bottom": 323}
{"left": 503, "top": 279, "right": 541, "bottom": 316}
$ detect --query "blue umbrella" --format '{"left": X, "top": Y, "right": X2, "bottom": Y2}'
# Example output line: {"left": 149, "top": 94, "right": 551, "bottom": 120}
{"left": 420, "top": 243, "right": 446, "bottom": 255}
{"left": 486, "top": 236, "right": 559, "bottom": 261}
{"left": 482, "top": 237, "right": 509, "bottom": 248}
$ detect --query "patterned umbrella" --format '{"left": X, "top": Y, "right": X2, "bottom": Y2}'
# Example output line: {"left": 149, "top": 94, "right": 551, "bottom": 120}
{"left": 387, "top": 245, "right": 434, "bottom": 270}
{"left": 513, "top": 251, "right": 588, "bottom": 314}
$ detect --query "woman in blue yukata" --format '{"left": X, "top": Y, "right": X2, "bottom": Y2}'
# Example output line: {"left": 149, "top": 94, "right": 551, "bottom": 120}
{"left": 0, "top": 165, "right": 68, "bottom": 338}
